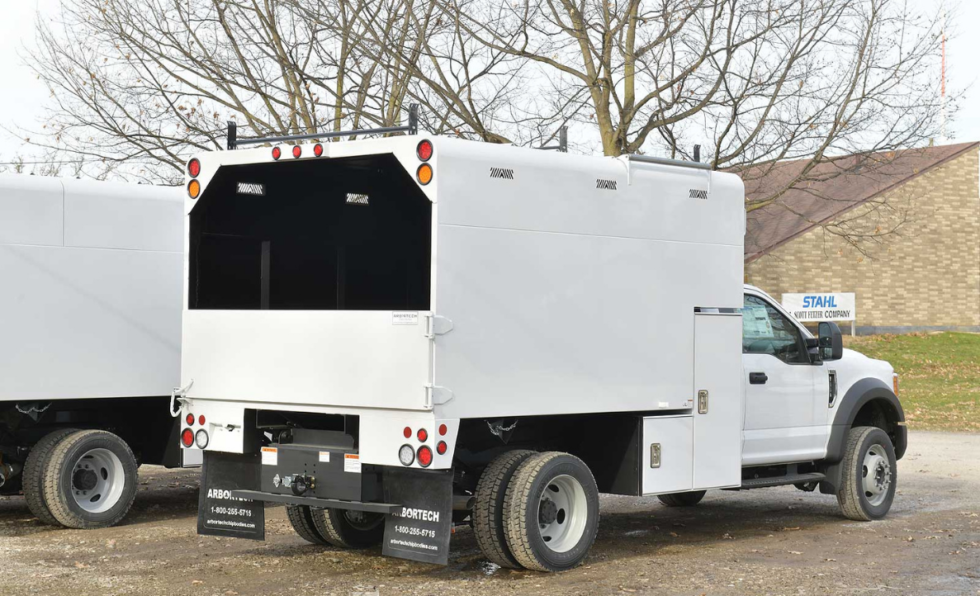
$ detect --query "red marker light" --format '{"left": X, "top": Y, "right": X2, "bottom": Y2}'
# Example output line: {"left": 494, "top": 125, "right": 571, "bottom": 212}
{"left": 416, "top": 140, "right": 433, "bottom": 161}
{"left": 417, "top": 446, "right": 433, "bottom": 467}
{"left": 438, "top": 424, "right": 448, "bottom": 436}
{"left": 198, "top": 415, "right": 206, "bottom": 426}
{"left": 272, "top": 147, "right": 281, "bottom": 160}
{"left": 417, "top": 428, "right": 428, "bottom": 442}
{"left": 403, "top": 427, "right": 412, "bottom": 439}
{"left": 181, "top": 428, "right": 194, "bottom": 447}
{"left": 292, "top": 145, "right": 302, "bottom": 158}
{"left": 186, "top": 413, "right": 194, "bottom": 426}
{"left": 437, "top": 441, "right": 447, "bottom": 455}
{"left": 188, "top": 158, "right": 201, "bottom": 178}
{"left": 313, "top": 143, "right": 323, "bottom": 157}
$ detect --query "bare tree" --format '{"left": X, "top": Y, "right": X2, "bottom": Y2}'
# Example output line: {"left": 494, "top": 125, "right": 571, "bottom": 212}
{"left": 23, "top": 0, "right": 952, "bottom": 238}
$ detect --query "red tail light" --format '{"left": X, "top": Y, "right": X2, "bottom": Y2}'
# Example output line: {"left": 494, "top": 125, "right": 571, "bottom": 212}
{"left": 416, "top": 140, "right": 433, "bottom": 161}
{"left": 188, "top": 158, "right": 201, "bottom": 178}
{"left": 417, "top": 445, "right": 433, "bottom": 467}
{"left": 185, "top": 413, "right": 194, "bottom": 426}
{"left": 313, "top": 143, "right": 323, "bottom": 157}
{"left": 292, "top": 145, "right": 302, "bottom": 158}
{"left": 272, "top": 147, "right": 281, "bottom": 160}
{"left": 181, "top": 428, "right": 194, "bottom": 447}
{"left": 417, "top": 428, "right": 428, "bottom": 442}
{"left": 437, "top": 441, "right": 447, "bottom": 455}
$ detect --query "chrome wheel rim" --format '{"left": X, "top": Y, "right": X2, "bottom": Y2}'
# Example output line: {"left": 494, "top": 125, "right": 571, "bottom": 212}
{"left": 71, "top": 448, "right": 125, "bottom": 513}
{"left": 537, "top": 474, "right": 588, "bottom": 553}
{"left": 862, "top": 444, "right": 891, "bottom": 507}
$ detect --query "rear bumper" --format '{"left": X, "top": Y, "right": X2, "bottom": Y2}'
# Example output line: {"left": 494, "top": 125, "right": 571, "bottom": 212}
{"left": 230, "top": 489, "right": 401, "bottom": 514}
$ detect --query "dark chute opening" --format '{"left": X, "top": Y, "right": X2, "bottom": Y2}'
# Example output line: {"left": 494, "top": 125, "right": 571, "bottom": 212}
{"left": 189, "top": 153, "right": 431, "bottom": 311}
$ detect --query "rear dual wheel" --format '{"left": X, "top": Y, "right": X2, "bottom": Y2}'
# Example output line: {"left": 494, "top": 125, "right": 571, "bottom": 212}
{"left": 25, "top": 429, "right": 139, "bottom": 529}
{"left": 287, "top": 506, "right": 385, "bottom": 548}
{"left": 474, "top": 451, "right": 599, "bottom": 572}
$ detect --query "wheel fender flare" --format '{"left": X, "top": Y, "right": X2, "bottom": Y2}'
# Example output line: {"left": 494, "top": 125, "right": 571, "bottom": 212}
{"left": 819, "top": 378, "right": 906, "bottom": 495}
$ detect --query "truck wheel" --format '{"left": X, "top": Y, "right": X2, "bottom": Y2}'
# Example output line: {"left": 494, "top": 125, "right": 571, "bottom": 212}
{"left": 503, "top": 452, "right": 600, "bottom": 572}
{"left": 473, "top": 449, "right": 536, "bottom": 568}
{"left": 41, "top": 430, "right": 139, "bottom": 529}
{"left": 23, "top": 428, "right": 78, "bottom": 525}
{"left": 657, "top": 490, "right": 706, "bottom": 507}
{"left": 286, "top": 505, "right": 332, "bottom": 546}
{"left": 311, "top": 508, "right": 385, "bottom": 549}
{"left": 837, "top": 426, "right": 897, "bottom": 521}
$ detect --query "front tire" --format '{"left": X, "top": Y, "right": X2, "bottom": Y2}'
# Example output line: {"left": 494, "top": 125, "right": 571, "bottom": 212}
{"left": 657, "top": 490, "right": 706, "bottom": 507}
{"left": 503, "top": 452, "right": 599, "bottom": 572}
{"left": 40, "top": 430, "right": 139, "bottom": 529}
{"left": 311, "top": 508, "right": 385, "bottom": 548}
{"left": 837, "top": 426, "right": 897, "bottom": 521}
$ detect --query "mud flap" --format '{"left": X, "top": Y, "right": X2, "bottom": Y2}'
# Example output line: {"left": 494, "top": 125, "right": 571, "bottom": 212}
{"left": 197, "top": 451, "right": 265, "bottom": 540}
{"left": 382, "top": 468, "right": 453, "bottom": 565}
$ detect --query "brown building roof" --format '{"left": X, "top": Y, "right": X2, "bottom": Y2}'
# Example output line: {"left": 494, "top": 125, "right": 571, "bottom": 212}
{"left": 742, "top": 141, "right": 979, "bottom": 262}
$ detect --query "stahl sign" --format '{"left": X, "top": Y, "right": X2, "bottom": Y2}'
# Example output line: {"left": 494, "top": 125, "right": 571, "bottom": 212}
{"left": 782, "top": 292, "right": 856, "bottom": 323}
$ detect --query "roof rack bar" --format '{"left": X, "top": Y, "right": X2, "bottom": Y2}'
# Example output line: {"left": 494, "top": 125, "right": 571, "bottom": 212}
{"left": 538, "top": 126, "right": 568, "bottom": 152}
{"left": 627, "top": 154, "right": 712, "bottom": 171}
{"left": 228, "top": 103, "right": 419, "bottom": 150}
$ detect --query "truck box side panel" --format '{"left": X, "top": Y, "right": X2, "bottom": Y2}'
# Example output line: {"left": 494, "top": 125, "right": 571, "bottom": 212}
{"left": 432, "top": 139, "right": 744, "bottom": 419}
{"left": 433, "top": 224, "right": 743, "bottom": 418}
{"left": 65, "top": 180, "right": 183, "bottom": 252}
{"left": 0, "top": 244, "right": 182, "bottom": 400}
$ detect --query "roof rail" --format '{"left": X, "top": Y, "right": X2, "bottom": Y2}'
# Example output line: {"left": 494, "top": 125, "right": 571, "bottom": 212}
{"left": 627, "top": 153, "right": 712, "bottom": 171}
{"left": 227, "top": 104, "right": 419, "bottom": 150}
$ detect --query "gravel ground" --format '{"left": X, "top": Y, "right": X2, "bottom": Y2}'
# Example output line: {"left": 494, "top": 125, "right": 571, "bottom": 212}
{"left": 1, "top": 431, "right": 978, "bottom": 596}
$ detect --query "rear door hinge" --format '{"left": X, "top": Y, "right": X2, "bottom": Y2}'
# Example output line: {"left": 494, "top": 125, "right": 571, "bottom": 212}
{"left": 424, "top": 314, "right": 454, "bottom": 339}
{"left": 425, "top": 384, "right": 455, "bottom": 408}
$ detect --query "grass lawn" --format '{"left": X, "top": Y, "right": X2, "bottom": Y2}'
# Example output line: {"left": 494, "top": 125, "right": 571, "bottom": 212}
{"left": 844, "top": 332, "right": 980, "bottom": 432}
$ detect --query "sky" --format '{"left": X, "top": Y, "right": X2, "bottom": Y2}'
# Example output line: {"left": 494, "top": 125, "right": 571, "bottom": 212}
{"left": 1, "top": 0, "right": 978, "bottom": 168}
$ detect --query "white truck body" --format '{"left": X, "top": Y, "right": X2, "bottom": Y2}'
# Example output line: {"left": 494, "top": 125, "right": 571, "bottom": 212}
{"left": 0, "top": 175, "right": 182, "bottom": 400}
{"left": 179, "top": 129, "right": 906, "bottom": 568}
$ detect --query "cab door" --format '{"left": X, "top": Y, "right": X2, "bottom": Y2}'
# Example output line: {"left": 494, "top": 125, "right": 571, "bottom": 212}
{"left": 740, "top": 293, "right": 821, "bottom": 465}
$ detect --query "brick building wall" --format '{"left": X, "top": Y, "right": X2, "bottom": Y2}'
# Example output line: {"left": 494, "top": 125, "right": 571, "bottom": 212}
{"left": 746, "top": 146, "right": 980, "bottom": 333}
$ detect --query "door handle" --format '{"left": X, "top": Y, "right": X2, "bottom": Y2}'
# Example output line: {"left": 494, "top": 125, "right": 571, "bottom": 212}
{"left": 749, "top": 372, "right": 768, "bottom": 385}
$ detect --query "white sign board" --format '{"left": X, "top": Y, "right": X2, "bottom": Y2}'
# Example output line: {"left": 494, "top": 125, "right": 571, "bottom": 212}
{"left": 782, "top": 292, "right": 856, "bottom": 322}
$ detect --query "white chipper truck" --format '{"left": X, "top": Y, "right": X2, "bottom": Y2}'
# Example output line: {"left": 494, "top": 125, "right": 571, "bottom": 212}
{"left": 177, "top": 112, "right": 906, "bottom": 571}
{"left": 0, "top": 174, "right": 194, "bottom": 529}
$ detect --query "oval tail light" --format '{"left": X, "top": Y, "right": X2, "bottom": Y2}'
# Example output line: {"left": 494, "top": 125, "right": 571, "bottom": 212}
{"left": 188, "top": 158, "right": 201, "bottom": 178}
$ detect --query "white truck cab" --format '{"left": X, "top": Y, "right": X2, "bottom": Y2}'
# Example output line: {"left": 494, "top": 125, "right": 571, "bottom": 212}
{"left": 176, "top": 111, "right": 905, "bottom": 572}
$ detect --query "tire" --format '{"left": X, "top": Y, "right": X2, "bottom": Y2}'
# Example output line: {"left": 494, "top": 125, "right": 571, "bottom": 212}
{"left": 286, "top": 505, "right": 333, "bottom": 546}
{"left": 40, "top": 430, "right": 139, "bottom": 529}
{"left": 837, "top": 426, "right": 897, "bottom": 521}
{"left": 473, "top": 449, "right": 536, "bottom": 568}
{"left": 23, "top": 428, "right": 78, "bottom": 526}
{"left": 657, "top": 490, "right": 706, "bottom": 507}
{"left": 503, "top": 452, "right": 600, "bottom": 572}
{"left": 310, "top": 508, "right": 385, "bottom": 548}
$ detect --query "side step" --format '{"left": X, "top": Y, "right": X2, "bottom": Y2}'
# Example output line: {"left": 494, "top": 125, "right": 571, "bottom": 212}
{"left": 738, "top": 472, "right": 826, "bottom": 490}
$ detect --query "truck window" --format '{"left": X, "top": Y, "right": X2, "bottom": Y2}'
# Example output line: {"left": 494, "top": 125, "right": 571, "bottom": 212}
{"left": 741, "top": 295, "right": 808, "bottom": 364}
{"left": 188, "top": 154, "right": 431, "bottom": 311}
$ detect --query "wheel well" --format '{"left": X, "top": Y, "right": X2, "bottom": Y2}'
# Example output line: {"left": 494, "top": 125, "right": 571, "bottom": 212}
{"left": 852, "top": 399, "right": 901, "bottom": 453}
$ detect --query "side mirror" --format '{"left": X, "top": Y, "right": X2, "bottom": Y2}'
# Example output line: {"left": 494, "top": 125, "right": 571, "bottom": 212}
{"left": 818, "top": 322, "right": 843, "bottom": 361}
